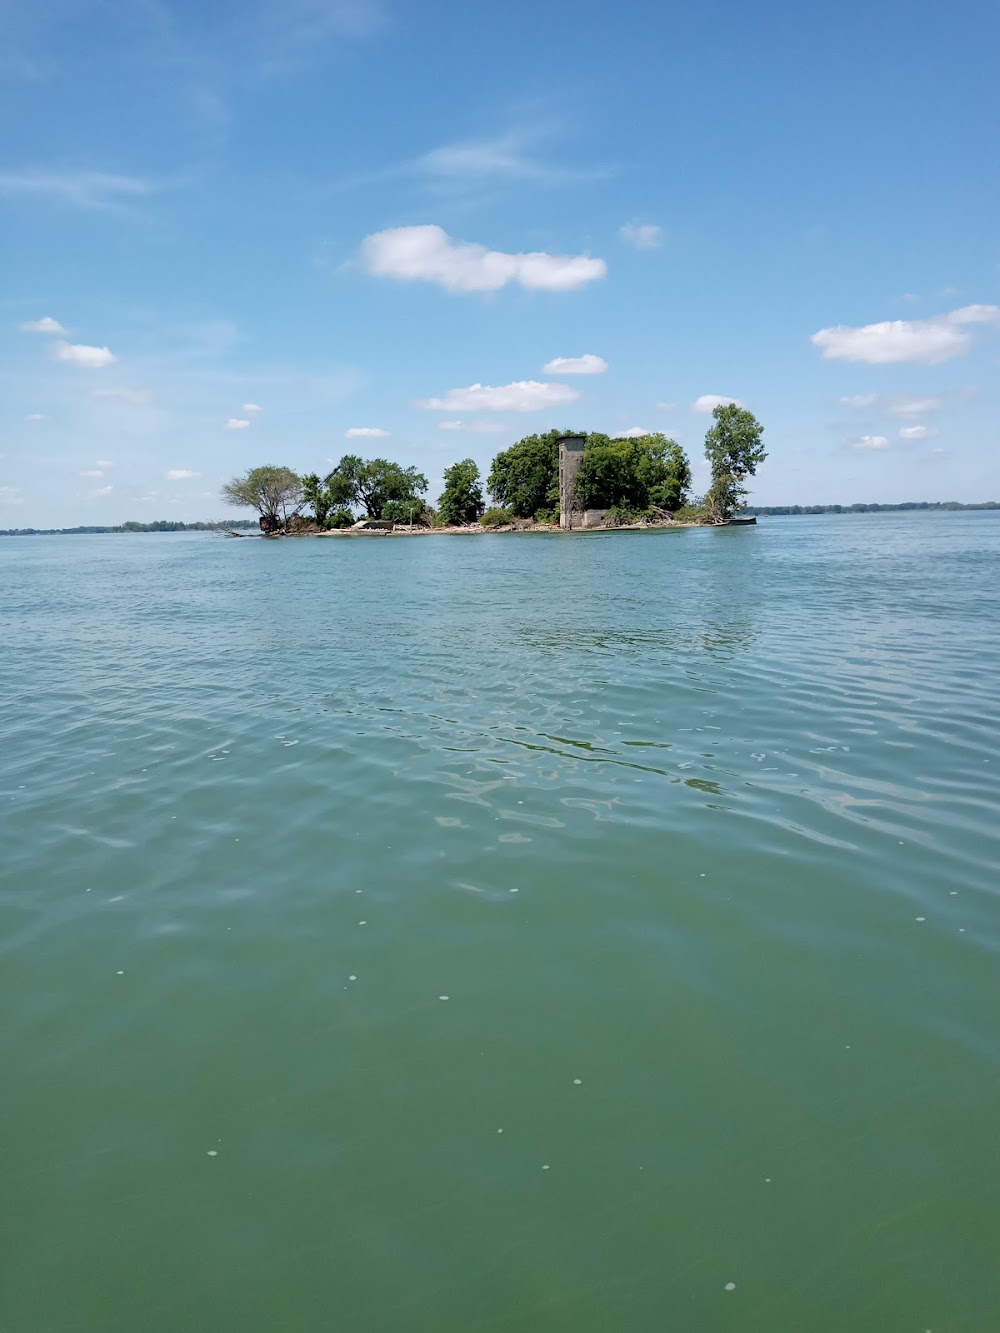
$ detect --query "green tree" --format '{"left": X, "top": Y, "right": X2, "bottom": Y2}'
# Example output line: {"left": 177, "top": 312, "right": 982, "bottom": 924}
{"left": 576, "top": 434, "right": 691, "bottom": 514}
{"left": 487, "top": 429, "right": 568, "bottom": 518}
{"left": 703, "top": 404, "right": 766, "bottom": 523}
{"left": 300, "top": 472, "right": 332, "bottom": 525}
{"left": 325, "top": 455, "right": 427, "bottom": 519}
{"left": 437, "top": 458, "right": 485, "bottom": 526}
{"left": 221, "top": 466, "right": 303, "bottom": 529}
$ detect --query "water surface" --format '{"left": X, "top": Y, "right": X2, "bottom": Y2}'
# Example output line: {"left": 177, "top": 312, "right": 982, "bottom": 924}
{"left": 2, "top": 514, "right": 998, "bottom": 1331}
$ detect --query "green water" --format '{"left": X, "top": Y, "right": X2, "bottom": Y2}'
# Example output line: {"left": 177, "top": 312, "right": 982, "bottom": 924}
{"left": 2, "top": 515, "right": 998, "bottom": 1332}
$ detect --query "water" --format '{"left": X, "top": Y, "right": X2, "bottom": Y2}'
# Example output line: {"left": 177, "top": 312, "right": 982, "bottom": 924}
{"left": 2, "top": 514, "right": 998, "bottom": 1332}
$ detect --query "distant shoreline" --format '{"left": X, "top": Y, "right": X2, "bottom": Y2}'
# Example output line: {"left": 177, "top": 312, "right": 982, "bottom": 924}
{"left": 3, "top": 502, "right": 997, "bottom": 537}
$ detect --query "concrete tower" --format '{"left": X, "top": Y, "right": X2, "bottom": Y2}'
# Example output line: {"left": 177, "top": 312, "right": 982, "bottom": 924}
{"left": 557, "top": 434, "right": 586, "bottom": 529}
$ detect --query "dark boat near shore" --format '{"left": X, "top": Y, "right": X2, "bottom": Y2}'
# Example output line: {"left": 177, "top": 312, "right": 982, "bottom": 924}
{"left": 728, "top": 515, "right": 757, "bottom": 525}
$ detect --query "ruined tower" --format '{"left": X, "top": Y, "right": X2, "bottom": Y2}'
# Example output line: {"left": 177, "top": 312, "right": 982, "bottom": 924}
{"left": 557, "top": 434, "right": 586, "bottom": 529}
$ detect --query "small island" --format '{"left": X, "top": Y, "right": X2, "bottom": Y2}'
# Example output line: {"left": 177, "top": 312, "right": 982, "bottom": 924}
{"left": 221, "top": 404, "right": 767, "bottom": 537}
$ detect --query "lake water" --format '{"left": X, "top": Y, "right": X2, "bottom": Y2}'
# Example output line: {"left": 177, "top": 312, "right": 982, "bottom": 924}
{"left": 2, "top": 514, "right": 998, "bottom": 1332}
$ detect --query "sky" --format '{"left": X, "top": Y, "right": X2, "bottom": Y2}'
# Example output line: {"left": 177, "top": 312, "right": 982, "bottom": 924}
{"left": 2, "top": 0, "right": 998, "bottom": 526}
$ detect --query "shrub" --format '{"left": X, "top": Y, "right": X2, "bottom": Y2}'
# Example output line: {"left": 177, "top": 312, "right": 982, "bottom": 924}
{"left": 480, "top": 507, "right": 515, "bottom": 529}
{"left": 532, "top": 507, "right": 559, "bottom": 525}
{"left": 325, "top": 508, "right": 355, "bottom": 529}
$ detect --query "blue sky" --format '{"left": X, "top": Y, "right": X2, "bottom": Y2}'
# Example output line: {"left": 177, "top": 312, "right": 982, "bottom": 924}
{"left": 2, "top": 0, "right": 998, "bottom": 525}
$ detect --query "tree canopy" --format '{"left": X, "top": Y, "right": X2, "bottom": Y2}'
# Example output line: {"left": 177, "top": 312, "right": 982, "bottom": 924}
{"left": 438, "top": 458, "right": 485, "bottom": 526}
{"left": 575, "top": 433, "right": 691, "bottom": 514}
{"left": 325, "top": 455, "right": 428, "bottom": 519}
{"left": 486, "top": 429, "right": 567, "bottom": 519}
{"left": 703, "top": 404, "right": 766, "bottom": 523}
{"left": 221, "top": 466, "right": 303, "bottom": 527}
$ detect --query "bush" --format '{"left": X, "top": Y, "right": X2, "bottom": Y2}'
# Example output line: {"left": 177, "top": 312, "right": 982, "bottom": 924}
{"left": 325, "top": 508, "right": 355, "bottom": 529}
{"left": 672, "top": 502, "right": 709, "bottom": 524}
{"left": 604, "top": 504, "right": 644, "bottom": 526}
{"left": 480, "top": 507, "right": 515, "bottom": 529}
{"left": 532, "top": 507, "right": 559, "bottom": 525}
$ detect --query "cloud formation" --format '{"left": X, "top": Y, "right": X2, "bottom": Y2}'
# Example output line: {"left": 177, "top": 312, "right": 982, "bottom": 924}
{"left": 438, "top": 420, "right": 507, "bottom": 433}
{"left": 225, "top": 418, "right": 251, "bottom": 430}
{"left": 890, "top": 396, "right": 943, "bottom": 416}
{"left": 812, "top": 304, "right": 1000, "bottom": 364}
{"left": 855, "top": 435, "right": 889, "bottom": 450}
{"left": 345, "top": 426, "right": 389, "bottom": 438}
{"left": 417, "top": 380, "right": 579, "bottom": 412}
{"left": 166, "top": 469, "right": 200, "bottom": 480}
{"left": 542, "top": 354, "right": 607, "bottom": 375}
{"left": 614, "top": 428, "right": 652, "bottom": 438}
{"left": 692, "top": 394, "right": 744, "bottom": 413}
{"left": 243, "top": 402, "right": 263, "bottom": 414}
{"left": 53, "top": 340, "right": 117, "bottom": 368}
{"left": 839, "top": 393, "right": 878, "bottom": 407}
{"left": 0, "top": 170, "right": 156, "bottom": 210}
{"left": 19, "top": 316, "right": 66, "bottom": 334}
{"left": 360, "top": 225, "right": 607, "bottom": 294}
{"left": 24, "top": 412, "right": 47, "bottom": 421}
{"left": 618, "top": 223, "right": 662, "bottom": 250}
{"left": 80, "top": 469, "right": 104, "bottom": 478}
{"left": 898, "top": 425, "right": 932, "bottom": 440}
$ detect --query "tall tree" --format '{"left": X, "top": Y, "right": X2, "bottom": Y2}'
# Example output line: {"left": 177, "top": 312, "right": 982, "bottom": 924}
{"left": 326, "top": 455, "right": 427, "bottom": 519}
{"left": 221, "top": 466, "right": 303, "bottom": 529}
{"left": 437, "top": 458, "right": 485, "bottom": 525}
{"left": 703, "top": 404, "right": 766, "bottom": 523}
{"left": 487, "top": 429, "right": 568, "bottom": 518}
{"left": 576, "top": 434, "right": 691, "bottom": 513}
{"left": 300, "top": 473, "right": 331, "bottom": 525}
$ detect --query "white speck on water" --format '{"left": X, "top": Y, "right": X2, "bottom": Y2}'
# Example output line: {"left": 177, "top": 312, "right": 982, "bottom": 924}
{"left": 439, "top": 995, "right": 449, "bottom": 1001}
{"left": 509, "top": 887, "right": 519, "bottom": 893}
{"left": 356, "top": 889, "right": 363, "bottom": 894}
{"left": 542, "top": 1164, "right": 550, "bottom": 1170}
{"left": 724, "top": 1282, "right": 736, "bottom": 1292}
{"left": 700, "top": 873, "right": 706, "bottom": 877}
{"left": 349, "top": 975, "right": 357, "bottom": 981}
{"left": 573, "top": 1078, "right": 582, "bottom": 1085}
{"left": 765, "top": 1177, "right": 771, "bottom": 1183}
{"left": 207, "top": 1150, "right": 218, "bottom": 1157}
{"left": 959, "top": 928, "right": 965, "bottom": 933}
{"left": 358, "top": 921, "right": 367, "bottom": 926}
{"left": 916, "top": 916, "right": 925, "bottom": 922}
{"left": 497, "top": 1128, "right": 503, "bottom": 1134}
{"left": 116, "top": 970, "right": 124, "bottom": 976}
{"left": 109, "top": 895, "right": 123, "bottom": 903}
{"left": 949, "top": 890, "right": 958, "bottom": 895}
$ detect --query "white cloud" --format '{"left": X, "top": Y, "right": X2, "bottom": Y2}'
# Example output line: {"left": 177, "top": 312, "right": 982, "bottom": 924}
{"left": 542, "top": 354, "right": 607, "bottom": 375}
{"left": 0, "top": 486, "right": 24, "bottom": 504}
{"left": 417, "top": 380, "right": 580, "bottom": 412}
{"left": 438, "top": 420, "right": 507, "bottom": 433}
{"left": 812, "top": 304, "right": 1000, "bottom": 365}
{"left": 242, "top": 402, "right": 263, "bottom": 414}
{"left": 345, "top": 426, "right": 389, "bottom": 438}
{"left": 80, "top": 469, "right": 104, "bottom": 478}
{"left": 95, "top": 459, "right": 113, "bottom": 468}
{"left": 24, "top": 412, "right": 47, "bottom": 421}
{"left": 691, "top": 394, "right": 744, "bottom": 413}
{"left": 93, "top": 485, "right": 114, "bottom": 495}
{"left": 618, "top": 222, "right": 662, "bottom": 250}
{"left": 53, "top": 340, "right": 117, "bottom": 368}
{"left": 0, "top": 170, "right": 155, "bottom": 210}
{"left": 855, "top": 435, "right": 889, "bottom": 450}
{"left": 360, "top": 225, "right": 607, "bottom": 294}
{"left": 91, "top": 387, "right": 151, "bottom": 405}
{"left": 225, "top": 418, "right": 251, "bottom": 430}
{"left": 899, "top": 425, "right": 932, "bottom": 440}
{"left": 656, "top": 401, "right": 677, "bottom": 411}
{"left": 890, "top": 396, "right": 943, "bottom": 416}
{"left": 19, "top": 315, "right": 66, "bottom": 334}
{"left": 839, "top": 393, "right": 878, "bottom": 407}
{"left": 166, "top": 469, "right": 200, "bottom": 480}
{"left": 614, "top": 428, "right": 651, "bottom": 438}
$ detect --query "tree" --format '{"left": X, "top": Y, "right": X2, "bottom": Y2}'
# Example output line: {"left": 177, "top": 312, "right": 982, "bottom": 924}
{"left": 703, "top": 404, "right": 766, "bottom": 523}
{"left": 487, "top": 429, "right": 568, "bottom": 518}
{"left": 221, "top": 466, "right": 303, "bottom": 529}
{"left": 325, "top": 455, "right": 428, "bottom": 519}
{"left": 437, "top": 458, "right": 485, "bottom": 526}
{"left": 576, "top": 434, "right": 691, "bottom": 514}
{"left": 300, "top": 473, "right": 331, "bottom": 525}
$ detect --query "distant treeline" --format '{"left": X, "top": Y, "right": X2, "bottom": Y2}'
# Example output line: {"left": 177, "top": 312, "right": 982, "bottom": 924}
{"left": 0, "top": 520, "right": 259, "bottom": 536}
{"left": 744, "top": 501, "right": 999, "bottom": 516}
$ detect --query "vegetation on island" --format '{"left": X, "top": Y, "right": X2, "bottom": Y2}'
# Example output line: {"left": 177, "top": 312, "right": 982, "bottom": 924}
{"left": 216, "top": 407, "right": 771, "bottom": 533}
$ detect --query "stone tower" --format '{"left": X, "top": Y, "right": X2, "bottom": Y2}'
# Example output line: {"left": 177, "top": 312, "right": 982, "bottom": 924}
{"left": 557, "top": 434, "right": 586, "bottom": 529}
